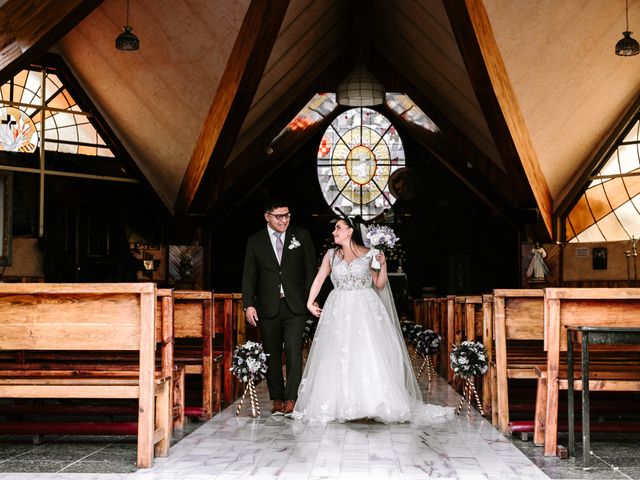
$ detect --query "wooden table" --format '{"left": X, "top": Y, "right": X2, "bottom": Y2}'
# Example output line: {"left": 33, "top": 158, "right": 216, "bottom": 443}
{"left": 567, "top": 326, "right": 640, "bottom": 467}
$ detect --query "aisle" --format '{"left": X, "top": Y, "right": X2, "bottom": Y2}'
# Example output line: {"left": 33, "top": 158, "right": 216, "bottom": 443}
{"left": 0, "top": 376, "right": 548, "bottom": 480}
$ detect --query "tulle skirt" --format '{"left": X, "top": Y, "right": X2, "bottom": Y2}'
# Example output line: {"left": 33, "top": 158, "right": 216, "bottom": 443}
{"left": 292, "top": 286, "right": 452, "bottom": 424}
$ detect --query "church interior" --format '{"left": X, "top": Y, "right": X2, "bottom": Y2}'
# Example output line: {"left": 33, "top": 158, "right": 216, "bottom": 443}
{"left": 0, "top": 0, "right": 639, "bottom": 478}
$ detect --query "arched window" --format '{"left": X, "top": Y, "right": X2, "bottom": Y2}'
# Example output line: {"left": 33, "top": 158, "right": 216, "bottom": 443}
{"left": 317, "top": 107, "right": 405, "bottom": 219}
{"left": 566, "top": 115, "right": 640, "bottom": 242}
{"left": 0, "top": 67, "right": 113, "bottom": 157}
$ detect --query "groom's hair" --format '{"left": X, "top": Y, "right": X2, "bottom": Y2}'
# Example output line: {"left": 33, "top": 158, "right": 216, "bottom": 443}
{"left": 264, "top": 198, "right": 289, "bottom": 213}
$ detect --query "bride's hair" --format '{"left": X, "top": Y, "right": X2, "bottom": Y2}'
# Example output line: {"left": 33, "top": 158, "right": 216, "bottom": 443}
{"left": 334, "top": 214, "right": 365, "bottom": 258}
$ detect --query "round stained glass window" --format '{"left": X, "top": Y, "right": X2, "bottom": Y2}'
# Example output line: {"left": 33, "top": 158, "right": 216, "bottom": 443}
{"left": 317, "top": 107, "right": 405, "bottom": 219}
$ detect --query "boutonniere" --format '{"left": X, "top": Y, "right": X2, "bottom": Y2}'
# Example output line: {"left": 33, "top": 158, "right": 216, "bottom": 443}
{"left": 288, "top": 235, "right": 301, "bottom": 250}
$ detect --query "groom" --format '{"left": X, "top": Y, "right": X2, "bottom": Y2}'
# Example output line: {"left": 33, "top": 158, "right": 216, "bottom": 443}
{"left": 242, "top": 199, "right": 316, "bottom": 416}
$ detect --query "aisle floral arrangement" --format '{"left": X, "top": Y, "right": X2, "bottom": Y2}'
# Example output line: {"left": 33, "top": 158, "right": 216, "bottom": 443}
{"left": 231, "top": 341, "right": 269, "bottom": 417}
{"left": 449, "top": 340, "right": 488, "bottom": 420}
{"left": 414, "top": 329, "right": 440, "bottom": 382}
{"left": 400, "top": 320, "right": 416, "bottom": 339}
{"left": 230, "top": 341, "right": 269, "bottom": 383}
{"left": 449, "top": 341, "right": 488, "bottom": 379}
{"left": 415, "top": 329, "right": 440, "bottom": 357}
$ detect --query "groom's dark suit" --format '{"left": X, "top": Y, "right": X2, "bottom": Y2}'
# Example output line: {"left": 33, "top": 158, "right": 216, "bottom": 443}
{"left": 242, "top": 225, "right": 316, "bottom": 400}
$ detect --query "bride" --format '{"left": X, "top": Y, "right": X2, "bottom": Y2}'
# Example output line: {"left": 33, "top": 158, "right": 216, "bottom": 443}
{"left": 291, "top": 216, "right": 452, "bottom": 423}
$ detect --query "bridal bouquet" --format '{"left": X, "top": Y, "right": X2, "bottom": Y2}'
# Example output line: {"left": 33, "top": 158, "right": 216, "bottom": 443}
{"left": 365, "top": 224, "right": 399, "bottom": 270}
{"left": 230, "top": 341, "right": 269, "bottom": 383}
{"left": 449, "top": 341, "right": 488, "bottom": 379}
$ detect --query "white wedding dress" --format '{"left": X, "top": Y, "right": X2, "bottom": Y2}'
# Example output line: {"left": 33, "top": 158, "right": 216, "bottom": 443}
{"left": 292, "top": 249, "right": 453, "bottom": 424}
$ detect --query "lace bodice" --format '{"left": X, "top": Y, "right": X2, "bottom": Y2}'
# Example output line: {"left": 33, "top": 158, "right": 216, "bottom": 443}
{"left": 329, "top": 248, "right": 372, "bottom": 290}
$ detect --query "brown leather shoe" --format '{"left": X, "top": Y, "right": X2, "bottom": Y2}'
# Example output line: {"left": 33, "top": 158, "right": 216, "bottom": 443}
{"left": 284, "top": 399, "right": 295, "bottom": 417}
{"left": 271, "top": 399, "right": 284, "bottom": 416}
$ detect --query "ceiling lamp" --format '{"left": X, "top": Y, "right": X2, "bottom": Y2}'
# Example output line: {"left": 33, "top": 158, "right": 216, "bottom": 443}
{"left": 336, "top": 63, "right": 385, "bottom": 107}
{"left": 115, "top": 0, "right": 139, "bottom": 51}
{"left": 615, "top": 0, "right": 639, "bottom": 56}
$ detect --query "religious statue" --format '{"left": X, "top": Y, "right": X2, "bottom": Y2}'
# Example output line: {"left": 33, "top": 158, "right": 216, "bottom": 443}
{"left": 527, "top": 242, "right": 549, "bottom": 280}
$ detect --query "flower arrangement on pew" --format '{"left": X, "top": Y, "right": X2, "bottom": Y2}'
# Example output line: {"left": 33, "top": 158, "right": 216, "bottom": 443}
{"left": 231, "top": 341, "right": 269, "bottom": 417}
{"left": 450, "top": 341, "right": 488, "bottom": 420}
{"left": 414, "top": 329, "right": 441, "bottom": 382}
{"left": 365, "top": 224, "right": 399, "bottom": 270}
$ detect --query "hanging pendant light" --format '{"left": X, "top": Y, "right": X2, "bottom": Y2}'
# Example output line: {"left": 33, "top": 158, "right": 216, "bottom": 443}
{"left": 336, "top": 63, "right": 385, "bottom": 107}
{"left": 115, "top": 0, "right": 140, "bottom": 51}
{"left": 615, "top": 0, "right": 639, "bottom": 56}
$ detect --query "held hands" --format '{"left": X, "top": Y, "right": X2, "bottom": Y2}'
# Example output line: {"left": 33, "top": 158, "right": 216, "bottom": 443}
{"left": 245, "top": 306, "right": 259, "bottom": 327}
{"left": 307, "top": 301, "right": 322, "bottom": 318}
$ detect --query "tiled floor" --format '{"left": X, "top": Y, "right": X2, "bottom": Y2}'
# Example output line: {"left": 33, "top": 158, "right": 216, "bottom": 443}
{"left": 1, "top": 377, "right": 639, "bottom": 479}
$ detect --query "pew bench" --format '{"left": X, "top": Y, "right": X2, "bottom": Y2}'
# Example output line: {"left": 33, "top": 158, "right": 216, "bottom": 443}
{"left": 213, "top": 293, "right": 245, "bottom": 406}
{"left": 481, "top": 294, "right": 494, "bottom": 420}
{"left": 0, "top": 283, "right": 171, "bottom": 468}
{"left": 492, "top": 289, "right": 544, "bottom": 434}
{"left": 1, "top": 288, "right": 184, "bottom": 433}
{"left": 169, "top": 290, "right": 221, "bottom": 419}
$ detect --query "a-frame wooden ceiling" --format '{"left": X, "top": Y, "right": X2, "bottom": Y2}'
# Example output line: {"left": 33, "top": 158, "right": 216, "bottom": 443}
{"left": 2, "top": 0, "right": 639, "bottom": 239}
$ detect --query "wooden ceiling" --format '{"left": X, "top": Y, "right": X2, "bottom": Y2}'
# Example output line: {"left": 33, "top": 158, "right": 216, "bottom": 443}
{"left": 1, "top": 0, "right": 639, "bottom": 239}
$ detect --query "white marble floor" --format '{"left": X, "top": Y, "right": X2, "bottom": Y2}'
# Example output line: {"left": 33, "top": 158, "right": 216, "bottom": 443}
{"left": 0, "top": 376, "right": 549, "bottom": 480}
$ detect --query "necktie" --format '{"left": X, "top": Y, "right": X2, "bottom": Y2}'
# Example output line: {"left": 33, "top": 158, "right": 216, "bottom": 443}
{"left": 274, "top": 232, "right": 283, "bottom": 264}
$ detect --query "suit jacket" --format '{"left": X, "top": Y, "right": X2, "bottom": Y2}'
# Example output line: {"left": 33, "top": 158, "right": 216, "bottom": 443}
{"left": 242, "top": 225, "right": 317, "bottom": 318}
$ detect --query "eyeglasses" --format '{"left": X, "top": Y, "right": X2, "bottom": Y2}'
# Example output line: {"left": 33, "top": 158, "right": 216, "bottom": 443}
{"left": 266, "top": 212, "right": 291, "bottom": 221}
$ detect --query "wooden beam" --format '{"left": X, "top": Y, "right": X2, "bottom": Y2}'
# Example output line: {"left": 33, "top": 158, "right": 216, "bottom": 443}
{"left": 207, "top": 53, "right": 353, "bottom": 223}
{"left": 174, "top": 0, "right": 290, "bottom": 217}
{"left": 444, "top": 0, "right": 553, "bottom": 237}
{"left": 369, "top": 50, "right": 517, "bottom": 216}
{"left": 0, "top": 0, "right": 104, "bottom": 85}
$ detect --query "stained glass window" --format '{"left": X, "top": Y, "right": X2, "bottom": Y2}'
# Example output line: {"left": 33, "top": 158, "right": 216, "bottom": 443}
{"left": 566, "top": 116, "right": 640, "bottom": 242}
{"left": 0, "top": 67, "right": 114, "bottom": 157}
{"left": 386, "top": 93, "right": 439, "bottom": 134}
{"left": 271, "top": 93, "right": 337, "bottom": 147}
{"left": 317, "top": 107, "right": 405, "bottom": 219}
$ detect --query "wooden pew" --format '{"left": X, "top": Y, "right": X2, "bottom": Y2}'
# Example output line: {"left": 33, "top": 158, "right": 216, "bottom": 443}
{"left": 413, "top": 298, "right": 426, "bottom": 327}
{"left": 169, "top": 290, "right": 217, "bottom": 419}
{"left": 464, "top": 296, "right": 483, "bottom": 342}
{"left": 213, "top": 293, "right": 245, "bottom": 405}
{"left": 428, "top": 298, "right": 439, "bottom": 331}
{"left": 538, "top": 288, "right": 640, "bottom": 456}
{"left": 0, "top": 283, "right": 170, "bottom": 468}
{"left": 492, "top": 289, "right": 544, "bottom": 434}
{"left": 1, "top": 288, "right": 183, "bottom": 434}
{"left": 481, "top": 294, "right": 495, "bottom": 422}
